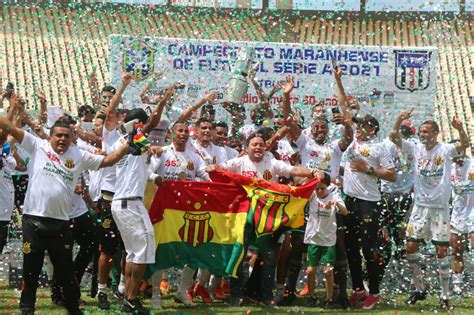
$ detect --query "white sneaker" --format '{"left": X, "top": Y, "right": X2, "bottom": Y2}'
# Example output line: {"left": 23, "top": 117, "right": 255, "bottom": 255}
{"left": 174, "top": 291, "right": 195, "bottom": 307}
{"left": 152, "top": 293, "right": 163, "bottom": 310}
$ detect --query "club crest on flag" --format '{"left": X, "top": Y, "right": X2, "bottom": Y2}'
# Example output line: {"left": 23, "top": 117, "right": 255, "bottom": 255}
{"left": 178, "top": 212, "right": 214, "bottom": 247}
{"left": 249, "top": 188, "right": 290, "bottom": 237}
{"left": 123, "top": 39, "right": 156, "bottom": 82}
{"left": 394, "top": 50, "right": 431, "bottom": 92}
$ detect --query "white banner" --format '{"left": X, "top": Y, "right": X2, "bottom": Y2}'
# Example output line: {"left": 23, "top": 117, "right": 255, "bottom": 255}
{"left": 269, "top": 0, "right": 360, "bottom": 11}
{"left": 109, "top": 35, "right": 438, "bottom": 139}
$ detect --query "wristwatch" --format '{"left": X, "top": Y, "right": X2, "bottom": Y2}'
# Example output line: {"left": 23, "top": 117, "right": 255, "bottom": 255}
{"left": 366, "top": 166, "right": 374, "bottom": 175}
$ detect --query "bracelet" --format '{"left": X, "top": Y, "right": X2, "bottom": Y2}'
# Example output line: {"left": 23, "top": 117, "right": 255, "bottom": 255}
{"left": 366, "top": 166, "right": 374, "bottom": 175}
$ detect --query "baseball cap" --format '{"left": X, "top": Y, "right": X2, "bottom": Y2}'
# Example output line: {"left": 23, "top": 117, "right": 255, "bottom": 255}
{"left": 354, "top": 114, "right": 380, "bottom": 133}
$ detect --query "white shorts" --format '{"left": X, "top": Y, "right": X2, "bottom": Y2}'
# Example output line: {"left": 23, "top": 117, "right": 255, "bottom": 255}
{"left": 111, "top": 199, "right": 156, "bottom": 264}
{"left": 406, "top": 205, "right": 450, "bottom": 245}
{"left": 450, "top": 205, "right": 474, "bottom": 235}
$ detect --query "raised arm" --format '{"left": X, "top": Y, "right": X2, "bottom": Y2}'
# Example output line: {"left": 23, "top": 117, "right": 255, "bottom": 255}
{"left": 177, "top": 90, "right": 216, "bottom": 123}
{"left": 451, "top": 117, "right": 469, "bottom": 154}
{"left": 142, "top": 83, "right": 178, "bottom": 135}
{"left": 0, "top": 115, "right": 24, "bottom": 143}
{"left": 390, "top": 109, "right": 414, "bottom": 148}
{"left": 36, "top": 89, "right": 48, "bottom": 125}
{"left": 104, "top": 72, "right": 133, "bottom": 131}
{"left": 333, "top": 67, "right": 349, "bottom": 113}
{"left": 281, "top": 76, "right": 301, "bottom": 140}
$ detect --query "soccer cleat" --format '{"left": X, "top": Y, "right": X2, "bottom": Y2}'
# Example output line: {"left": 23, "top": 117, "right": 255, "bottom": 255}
{"left": 121, "top": 299, "right": 149, "bottom": 315}
{"left": 174, "top": 291, "right": 195, "bottom": 306}
{"left": 221, "top": 282, "right": 231, "bottom": 294}
{"left": 306, "top": 296, "right": 318, "bottom": 307}
{"left": 112, "top": 289, "right": 124, "bottom": 301}
{"left": 214, "top": 286, "right": 226, "bottom": 300}
{"left": 324, "top": 299, "right": 335, "bottom": 309}
{"left": 299, "top": 283, "right": 309, "bottom": 297}
{"left": 349, "top": 291, "right": 367, "bottom": 307}
{"left": 160, "top": 279, "right": 169, "bottom": 295}
{"left": 439, "top": 298, "right": 451, "bottom": 310}
{"left": 193, "top": 283, "right": 213, "bottom": 303}
{"left": 97, "top": 292, "right": 110, "bottom": 310}
{"left": 362, "top": 294, "right": 380, "bottom": 310}
{"left": 405, "top": 291, "right": 427, "bottom": 305}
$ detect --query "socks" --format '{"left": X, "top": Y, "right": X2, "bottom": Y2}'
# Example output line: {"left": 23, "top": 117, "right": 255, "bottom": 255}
{"left": 98, "top": 283, "right": 107, "bottom": 294}
{"left": 407, "top": 253, "right": 424, "bottom": 292}
{"left": 452, "top": 272, "right": 464, "bottom": 286}
{"left": 178, "top": 266, "right": 195, "bottom": 294}
{"left": 118, "top": 273, "right": 126, "bottom": 294}
{"left": 437, "top": 256, "right": 450, "bottom": 300}
{"left": 197, "top": 269, "right": 211, "bottom": 286}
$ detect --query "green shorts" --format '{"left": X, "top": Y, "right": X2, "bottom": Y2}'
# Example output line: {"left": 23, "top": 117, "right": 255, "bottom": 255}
{"left": 307, "top": 245, "right": 336, "bottom": 267}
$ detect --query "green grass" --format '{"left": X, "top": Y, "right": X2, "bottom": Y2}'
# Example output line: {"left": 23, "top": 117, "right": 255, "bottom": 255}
{"left": 1, "top": 281, "right": 473, "bottom": 315}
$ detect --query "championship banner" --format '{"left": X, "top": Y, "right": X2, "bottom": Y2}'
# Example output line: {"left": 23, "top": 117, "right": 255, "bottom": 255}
{"left": 109, "top": 36, "right": 438, "bottom": 139}
{"left": 148, "top": 179, "right": 249, "bottom": 277}
{"left": 148, "top": 170, "right": 318, "bottom": 276}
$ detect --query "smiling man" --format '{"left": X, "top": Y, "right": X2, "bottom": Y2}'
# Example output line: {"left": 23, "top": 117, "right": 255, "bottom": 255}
{"left": 0, "top": 115, "right": 128, "bottom": 315}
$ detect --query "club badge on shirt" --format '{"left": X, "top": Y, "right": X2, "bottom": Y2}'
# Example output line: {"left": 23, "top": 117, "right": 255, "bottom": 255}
{"left": 65, "top": 159, "right": 75, "bottom": 169}
{"left": 263, "top": 170, "right": 272, "bottom": 181}
{"left": 469, "top": 172, "right": 474, "bottom": 180}
{"left": 360, "top": 146, "right": 370, "bottom": 158}
{"left": 187, "top": 162, "right": 194, "bottom": 171}
{"left": 434, "top": 154, "right": 443, "bottom": 166}
{"left": 22, "top": 242, "right": 31, "bottom": 254}
{"left": 319, "top": 161, "right": 328, "bottom": 170}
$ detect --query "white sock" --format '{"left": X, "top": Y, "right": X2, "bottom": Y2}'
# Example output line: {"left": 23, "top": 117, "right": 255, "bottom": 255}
{"left": 209, "top": 275, "right": 221, "bottom": 293}
{"left": 118, "top": 273, "right": 126, "bottom": 294}
{"left": 197, "top": 269, "right": 211, "bottom": 286}
{"left": 452, "top": 272, "right": 464, "bottom": 286}
{"left": 44, "top": 253, "right": 54, "bottom": 280}
{"left": 437, "top": 256, "right": 450, "bottom": 300}
{"left": 178, "top": 266, "right": 195, "bottom": 294}
{"left": 407, "top": 253, "right": 424, "bottom": 292}
{"left": 98, "top": 283, "right": 107, "bottom": 294}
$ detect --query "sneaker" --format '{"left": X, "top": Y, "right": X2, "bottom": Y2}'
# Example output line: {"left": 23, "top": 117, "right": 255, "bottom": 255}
{"left": 349, "top": 291, "right": 367, "bottom": 307}
{"left": 151, "top": 292, "right": 162, "bottom": 310}
{"left": 193, "top": 283, "right": 213, "bottom": 303}
{"left": 121, "top": 299, "right": 149, "bottom": 315}
{"left": 160, "top": 279, "right": 169, "bottom": 295}
{"left": 439, "top": 298, "right": 451, "bottom": 310}
{"left": 362, "top": 294, "right": 380, "bottom": 310}
{"left": 112, "top": 289, "right": 124, "bottom": 301}
{"left": 228, "top": 297, "right": 242, "bottom": 307}
{"left": 299, "top": 283, "right": 309, "bottom": 297}
{"left": 97, "top": 292, "right": 110, "bottom": 310}
{"left": 306, "top": 296, "right": 317, "bottom": 307}
{"left": 324, "top": 299, "right": 335, "bottom": 309}
{"left": 405, "top": 291, "right": 426, "bottom": 305}
{"left": 174, "top": 291, "right": 195, "bottom": 307}
{"left": 279, "top": 293, "right": 297, "bottom": 306}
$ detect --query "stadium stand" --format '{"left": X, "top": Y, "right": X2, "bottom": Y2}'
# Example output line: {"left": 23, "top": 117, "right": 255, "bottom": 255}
{"left": 0, "top": 4, "right": 473, "bottom": 147}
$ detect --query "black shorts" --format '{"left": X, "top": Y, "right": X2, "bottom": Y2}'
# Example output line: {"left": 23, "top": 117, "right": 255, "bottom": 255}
{"left": 97, "top": 197, "right": 124, "bottom": 255}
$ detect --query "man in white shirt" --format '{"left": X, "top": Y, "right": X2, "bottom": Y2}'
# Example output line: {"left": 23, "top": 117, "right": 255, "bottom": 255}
{"left": 342, "top": 114, "right": 396, "bottom": 310}
{"left": 208, "top": 133, "right": 320, "bottom": 307}
{"left": 214, "top": 121, "right": 239, "bottom": 160}
{"left": 390, "top": 109, "right": 469, "bottom": 310}
{"left": 191, "top": 118, "right": 227, "bottom": 166}
{"left": 0, "top": 116, "right": 128, "bottom": 315}
{"left": 450, "top": 156, "right": 473, "bottom": 295}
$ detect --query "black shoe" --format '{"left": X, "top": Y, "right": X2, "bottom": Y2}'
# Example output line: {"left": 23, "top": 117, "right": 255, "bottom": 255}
{"left": 113, "top": 289, "right": 124, "bottom": 301}
{"left": 337, "top": 295, "right": 351, "bottom": 310}
{"left": 324, "top": 299, "right": 334, "bottom": 309}
{"left": 439, "top": 298, "right": 451, "bottom": 310}
{"left": 50, "top": 281, "right": 64, "bottom": 306}
{"left": 121, "top": 299, "right": 150, "bottom": 315}
{"left": 405, "top": 291, "right": 427, "bottom": 305}
{"left": 306, "top": 297, "right": 318, "bottom": 307}
{"left": 67, "top": 309, "right": 84, "bottom": 315}
{"left": 97, "top": 292, "right": 110, "bottom": 310}
{"left": 279, "top": 293, "right": 297, "bottom": 306}
{"left": 228, "top": 297, "right": 242, "bottom": 307}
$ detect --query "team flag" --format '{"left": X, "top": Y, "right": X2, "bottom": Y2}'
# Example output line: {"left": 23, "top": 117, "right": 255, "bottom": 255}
{"left": 147, "top": 170, "right": 319, "bottom": 277}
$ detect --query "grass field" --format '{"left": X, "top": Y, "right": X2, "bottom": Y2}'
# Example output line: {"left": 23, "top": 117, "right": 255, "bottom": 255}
{"left": 1, "top": 281, "right": 473, "bottom": 315}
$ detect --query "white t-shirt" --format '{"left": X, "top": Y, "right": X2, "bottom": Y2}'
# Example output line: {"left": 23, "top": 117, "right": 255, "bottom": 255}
{"left": 21, "top": 132, "right": 104, "bottom": 221}
{"left": 224, "top": 146, "right": 239, "bottom": 160}
{"left": 148, "top": 144, "right": 209, "bottom": 181}
{"left": 451, "top": 158, "right": 474, "bottom": 216}
{"left": 380, "top": 138, "right": 417, "bottom": 194}
{"left": 112, "top": 139, "right": 149, "bottom": 200}
{"left": 276, "top": 137, "right": 295, "bottom": 165}
{"left": 191, "top": 139, "right": 227, "bottom": 166}
{"left": 403, "top": 141, "right": 459, "bottom": 208}
{"left": 221, "top": 154, "right": 293, "bottom": 182}
{"left": 0, "top": 155, "right": 16, "bottom": 221}
{"left": 76, "top": 138, "right": 104, "bottom": 200}
{"left": 296, "top": 134, "right": 343, "bottom": 179}
{"left": 343, "top": 139, "right": 394, "bottom": 201}
{"left": 101, "top": 127, "right": 121, "bottom": 193}
{"left": 304, "top": 185, "right": 344, "bottom": 247}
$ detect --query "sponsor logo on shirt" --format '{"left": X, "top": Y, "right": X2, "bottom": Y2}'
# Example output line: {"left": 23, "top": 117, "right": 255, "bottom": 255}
{"left": 242, "top": 171, "right": 258, "bottom": 178}
{"left": 47, "top": 151, "right": 61, "bottom": 164}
